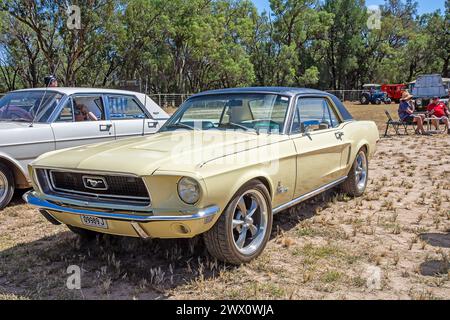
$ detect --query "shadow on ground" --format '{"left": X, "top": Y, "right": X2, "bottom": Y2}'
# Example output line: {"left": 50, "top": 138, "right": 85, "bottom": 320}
{"left": 417, "top": 232, "right": 450, "bottom": 277}
{"left": 419, "top": 233, "right": 450, "bottom": 248}
{"left": 419, "top": 260, "right": 449, "bottom": 277}
{"left": 0, "top": 188, "right": 341, "bottom": 299}
{"left": 7, "top": 188, "right": 29, "bottom": 207}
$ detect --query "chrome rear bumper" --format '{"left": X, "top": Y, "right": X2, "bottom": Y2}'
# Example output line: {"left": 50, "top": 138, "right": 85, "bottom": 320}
{"left": 23, "top": 191, "right": 220, "bottom": 223}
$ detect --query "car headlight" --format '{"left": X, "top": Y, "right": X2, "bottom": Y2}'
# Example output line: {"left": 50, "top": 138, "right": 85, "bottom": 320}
{"left": 416, "top": 99, "right": 422, "bottom": 106}
{"left": 177, "top": 177, "right": 200, "bottom": 204}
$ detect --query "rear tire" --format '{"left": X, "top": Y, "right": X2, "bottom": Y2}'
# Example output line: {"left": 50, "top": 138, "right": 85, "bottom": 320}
{"left": 67, "top": 225, "right": 102, "bottom": 240}
{"left": 204, "top": 180, "right": 272, "bottom": 265}
{"left": 341, "top": 149, "right": 368, "bottom": 197}
{"left": 360, "top": 94, "right": 369, "bottom": 105}
{"left": 0, "top": 163, "right": 15, "bottom": 210}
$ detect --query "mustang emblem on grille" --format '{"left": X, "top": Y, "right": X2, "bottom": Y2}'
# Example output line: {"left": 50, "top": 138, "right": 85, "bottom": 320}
{"left": 82, "top": 176, "right": 108, "bottom": 191}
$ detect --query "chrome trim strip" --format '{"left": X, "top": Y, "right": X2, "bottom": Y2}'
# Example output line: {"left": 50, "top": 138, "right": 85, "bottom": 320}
{"left": 272, "top": 176, "right": 347, "bottom": 214}
{"left": 30, "top": 190, "right": 152, "bottom": 212}
{"left": 0, "top": 140, "right": 55, "bottom": 148}
{"left": 24, "top": 191, "right": 220, "bottom": 223}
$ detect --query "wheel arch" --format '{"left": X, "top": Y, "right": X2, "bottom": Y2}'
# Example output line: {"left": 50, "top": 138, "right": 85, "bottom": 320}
{"left": 217, "top": 170, "right": 276, "bottom": 208}
{"left": 0, "top": 153, "right": 29, "bottom": 189}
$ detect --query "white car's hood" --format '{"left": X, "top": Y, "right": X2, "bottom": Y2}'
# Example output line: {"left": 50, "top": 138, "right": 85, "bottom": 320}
{"left": 0, "top": 121, "right": 34, "bottom": 130}
{"left": 0, "top": 122, "right": 52, "bottom": 147}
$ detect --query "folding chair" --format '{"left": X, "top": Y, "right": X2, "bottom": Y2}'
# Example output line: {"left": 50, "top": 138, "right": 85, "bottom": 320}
{"left": 384, "top": 110, "right": 416, "bottom": 137}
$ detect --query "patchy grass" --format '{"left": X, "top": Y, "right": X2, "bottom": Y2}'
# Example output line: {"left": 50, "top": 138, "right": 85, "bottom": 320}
{"left": 0, "top": 102, "right": 449, "bottom": 300}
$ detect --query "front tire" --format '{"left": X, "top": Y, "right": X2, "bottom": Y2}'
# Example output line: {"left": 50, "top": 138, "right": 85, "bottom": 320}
{"left": 341, "top": 149, "right": 368, "bottom": 197}
{"left": 0, "top": 163, "right": 15, "bottom": 210}
{"left": 204, "top": 180, "right": 272, "bottom": 265}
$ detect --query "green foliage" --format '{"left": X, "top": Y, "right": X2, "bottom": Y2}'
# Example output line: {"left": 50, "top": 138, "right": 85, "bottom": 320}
{"left": 0, "top": 0, "right": 447, "bottom": 92}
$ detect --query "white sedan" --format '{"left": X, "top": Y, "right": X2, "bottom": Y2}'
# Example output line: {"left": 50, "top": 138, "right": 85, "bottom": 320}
{"left": 0, "top": 87, "right": 169, "bottom": 209}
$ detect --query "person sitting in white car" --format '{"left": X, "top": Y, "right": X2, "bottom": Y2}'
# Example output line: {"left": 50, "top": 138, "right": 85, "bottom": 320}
{"left": 74, "top": 103, "right": 98, "bottom": 121}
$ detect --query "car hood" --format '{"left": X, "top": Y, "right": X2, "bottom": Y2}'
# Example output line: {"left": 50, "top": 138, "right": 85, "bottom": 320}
{"left": 0, "top": 122, "right": 51, "bottom": 147}
{"left": 33, "top": 130, "right": 288, "bottom": 176}
{"left": 0, "top": 121, "right": 34, "bottom": 130}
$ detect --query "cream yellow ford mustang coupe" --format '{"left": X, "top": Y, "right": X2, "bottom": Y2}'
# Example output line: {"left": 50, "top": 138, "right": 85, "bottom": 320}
{"left": 25, "top": 87, "right": 379, "bottom": 264}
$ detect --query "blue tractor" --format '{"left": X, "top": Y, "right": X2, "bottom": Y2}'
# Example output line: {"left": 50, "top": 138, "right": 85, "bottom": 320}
{"left": 360, "top": 84, "right": 392, "bottom": 105}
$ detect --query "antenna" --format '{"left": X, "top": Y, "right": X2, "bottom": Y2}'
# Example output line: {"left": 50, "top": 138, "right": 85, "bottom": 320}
{"left": 29, "top": 79, "right": 50, "bottom": 127}
{"left": 142, "top": 78, "right": 148, "bottom": 136}
{"left": 29, "top": 59, "right": 61, "bottom": 127}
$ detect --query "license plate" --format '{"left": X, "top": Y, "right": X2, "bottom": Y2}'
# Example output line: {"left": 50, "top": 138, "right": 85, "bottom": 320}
{"left": 80, "top": 215, "right": 108, "bottom": 229}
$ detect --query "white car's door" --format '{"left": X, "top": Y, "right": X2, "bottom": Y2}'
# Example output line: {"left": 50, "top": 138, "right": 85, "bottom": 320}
{"left": 51, "top": 95, "right": 115, "bottom": 149}
{"left": 107, "top": 95, "right": 160, "bottom": 139}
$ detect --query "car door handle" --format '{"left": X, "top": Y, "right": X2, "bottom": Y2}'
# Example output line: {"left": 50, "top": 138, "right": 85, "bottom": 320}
{"left": 147, "top": 121, "right": 158, "bottom": 128}
{"left": 99, "top": 124, "right": 112, "bottom": 132}
{"left": 335, "top": 132, "right": 344, "bottom": 140}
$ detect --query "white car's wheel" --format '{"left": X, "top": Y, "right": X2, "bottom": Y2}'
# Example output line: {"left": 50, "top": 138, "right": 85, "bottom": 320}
{"left": 204, "top": 180, "right": 272, "bottom": 265}
{"left": 0, "top": 163, "right": 15, "bottom": 210}
{"left": 341, "top": 148, "right": 368, "bottom": 197}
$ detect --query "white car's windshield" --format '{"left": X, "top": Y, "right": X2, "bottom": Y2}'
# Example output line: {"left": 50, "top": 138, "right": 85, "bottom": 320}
{"left": 162, "top": 93, "right": 291, "bottom": 134}
{"left": 0, "top": 91, "right": 63, "bottom": 122}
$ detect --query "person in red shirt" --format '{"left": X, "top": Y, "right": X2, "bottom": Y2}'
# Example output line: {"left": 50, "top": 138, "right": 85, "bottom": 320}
{"left": 427, "top": 97, "right": 450, "bottom": 134}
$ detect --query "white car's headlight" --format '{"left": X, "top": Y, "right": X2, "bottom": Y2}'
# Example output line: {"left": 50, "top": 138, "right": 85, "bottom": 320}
{"left": 177, "top": 177, "right": 200, "bottom": 204}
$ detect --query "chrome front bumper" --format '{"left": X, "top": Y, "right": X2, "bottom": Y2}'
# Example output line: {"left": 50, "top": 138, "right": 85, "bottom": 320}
{"left": 23, "top": 191, "right": 220, "bottom": 223}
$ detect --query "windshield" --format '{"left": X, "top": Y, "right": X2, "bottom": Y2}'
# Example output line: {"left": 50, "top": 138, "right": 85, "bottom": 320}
{"left": 0, "top": 91, "right": 63, "bottom": 122}
{"left": 161, "top": 93, "right": 290, "bottom": 134}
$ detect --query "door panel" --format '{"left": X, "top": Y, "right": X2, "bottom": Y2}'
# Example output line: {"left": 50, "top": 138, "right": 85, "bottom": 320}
{"left": 291, "top": 97, "right": 350, "bottom": 197}
{"left": 51, "top": 121, "right": 115, "bottom": 149}
{"left": 292, "top": 131, "right": 348, "bottom": 197}
{"left": 51, "top": 95, "right": 115, "bottom": 149}
{"left": 107, "top": 95, "right": 157, "bottom": 139}
{"left": 144, "top": 119, "right": 162, "bottom": 134}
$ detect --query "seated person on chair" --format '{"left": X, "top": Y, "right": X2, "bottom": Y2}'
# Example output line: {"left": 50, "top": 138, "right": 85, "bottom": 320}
{"left": 426, "top": 96, "right": 450, "bottom": 134}
{"left": 74, "top": 103, "right": 98, "bottom": 122}
{"left": 398, "top": 91, "right": 427, "bottom": 135}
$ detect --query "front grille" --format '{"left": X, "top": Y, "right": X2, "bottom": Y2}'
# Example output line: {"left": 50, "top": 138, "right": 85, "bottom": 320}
{"left": 36, "top": 169, "right": 150, "bottom": 206}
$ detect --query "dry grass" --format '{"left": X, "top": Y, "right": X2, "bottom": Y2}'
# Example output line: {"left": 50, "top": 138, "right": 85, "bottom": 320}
{"left": 0, "top": 102, "right": 449, "bottom": 300}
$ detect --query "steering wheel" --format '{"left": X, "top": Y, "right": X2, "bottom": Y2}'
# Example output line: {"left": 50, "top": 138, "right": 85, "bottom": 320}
{"left": 253, "top": 119, "right": 280, "bottom": 131}
{"left": 219, "top": 122, "right": 250, "bottom": 131}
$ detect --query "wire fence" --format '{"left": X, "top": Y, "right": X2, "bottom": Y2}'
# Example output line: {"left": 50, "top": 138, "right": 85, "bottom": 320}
{"left": 0, "top": 90, "right": 367, "bottom": 109}
{"left": 148, "top": 90, "right": 366, "bottom": 108}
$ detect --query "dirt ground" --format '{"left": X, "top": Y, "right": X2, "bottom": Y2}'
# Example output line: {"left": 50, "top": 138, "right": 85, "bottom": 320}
{"left": 0, "top": 102, "right": 449, "bottom": 300}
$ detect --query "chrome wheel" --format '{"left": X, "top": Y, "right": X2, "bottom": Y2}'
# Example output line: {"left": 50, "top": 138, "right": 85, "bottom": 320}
{"left": 231, "top": 189, "right": 268, "bottom": 256}
{"left": 0, "top": 171, "right": 7, "bottom": 204}
{"left": 355, "top": 151, "right": 368, "bottom": 192}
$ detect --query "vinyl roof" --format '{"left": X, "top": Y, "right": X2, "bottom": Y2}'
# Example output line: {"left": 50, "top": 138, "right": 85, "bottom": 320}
{"left": 191, "top": 87, "right": 326, "bottom": 98}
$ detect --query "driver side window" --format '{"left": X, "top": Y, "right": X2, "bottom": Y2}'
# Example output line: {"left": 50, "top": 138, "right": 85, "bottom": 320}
{"left": 291, "top": 97, "right": 341, "bottom": 134}
{"left": 56, "top": 98, "right": 74, "bottom": 122}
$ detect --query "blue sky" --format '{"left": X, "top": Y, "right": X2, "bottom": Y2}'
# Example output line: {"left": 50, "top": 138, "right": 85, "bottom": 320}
{"left": 252, "top": 0, "right": 445, "bottom": 15}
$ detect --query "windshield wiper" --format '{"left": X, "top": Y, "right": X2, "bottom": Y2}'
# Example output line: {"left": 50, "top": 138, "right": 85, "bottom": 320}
{"left": 10, "top": 118, "right": 31, "bottom": 122}
{"left": 164, "top": 123, "right": 197, "bottom": 130}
